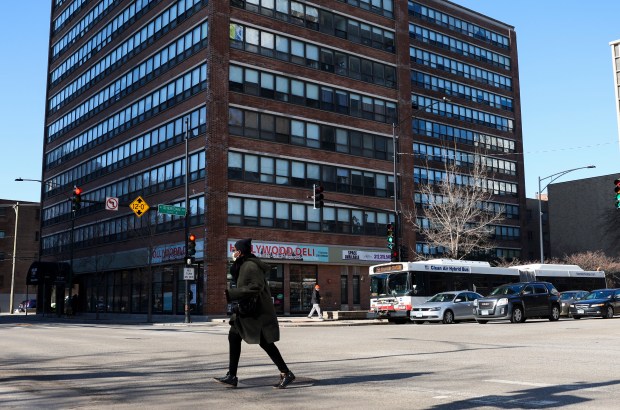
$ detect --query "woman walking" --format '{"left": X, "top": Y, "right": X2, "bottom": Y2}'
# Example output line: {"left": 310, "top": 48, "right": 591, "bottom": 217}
{"left": 214, "top": 238, "right": 295, "bottom": 389}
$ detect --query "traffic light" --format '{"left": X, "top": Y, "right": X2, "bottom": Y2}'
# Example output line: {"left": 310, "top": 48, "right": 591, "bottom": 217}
{"left": 71, "top": 186, "right": 82, "bottom": 211}
{"left": 187, "top": 233, "right": 196, "bottom": 256}
{"left": 614, "top": 179, "right": 620, "bottom": 208}
{"left": 391, "top": 248, "right": 399, "bottom": 262}
{"left": 386, "top": 223, "right": 395, "bottom": 249}
{"left": 313, "top": 183, "right": 324, "bottom": 209}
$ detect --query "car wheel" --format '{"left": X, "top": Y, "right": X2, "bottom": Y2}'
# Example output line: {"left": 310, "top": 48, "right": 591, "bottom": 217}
{"left": 442, "top": 310, "right": 455, "bottom": 324}
{"left": 511, "top": 306, "right": 524, "bottom": 323}
{"left": 572, "top": 315, "right": 581, "bottom": 319}
{"left": 549, "top": 305, "right": 560, "bottom": 321}
{"left": 604, "top": 306, "right": 614, "bottom": 319}
{"left": 476, "top": 320, "right": 488, "bottom": 324}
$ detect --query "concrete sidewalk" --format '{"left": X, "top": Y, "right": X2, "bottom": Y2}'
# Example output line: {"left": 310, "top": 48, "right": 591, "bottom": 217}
{"left": 0, "top": 312, "right": 388, "bottom": 327}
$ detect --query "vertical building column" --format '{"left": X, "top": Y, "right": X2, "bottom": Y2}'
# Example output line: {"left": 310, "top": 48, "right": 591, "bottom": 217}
{"left": 394, "top": 2, "right": 416, "bottom": 256}
{"left": 204, "top": 2, "right": 230, "bottom": 315}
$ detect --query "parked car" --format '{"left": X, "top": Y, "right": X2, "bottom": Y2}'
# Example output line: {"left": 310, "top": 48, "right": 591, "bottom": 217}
{"left": 16, "top": 299, "right": 37, "bottom": 313}
{"left": 559, "top": 290, "right": 588, "bottom": 317}
{"left": 473, "top": 282, "right": 561, "bottom": 324}
{"left": 569, "top": 288, "right": 620, "bottom": 319}
{"left": 411, "top": 291, "right": 482, "bottom": 324}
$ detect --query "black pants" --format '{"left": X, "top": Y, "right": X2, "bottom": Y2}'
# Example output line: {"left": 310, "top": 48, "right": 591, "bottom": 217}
{"left": 228, "top": 331, "right": 289, "bottom": 377}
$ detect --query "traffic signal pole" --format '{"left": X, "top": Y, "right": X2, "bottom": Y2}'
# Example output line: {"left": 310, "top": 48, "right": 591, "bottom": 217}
{"left": 184, "top": 119, "right": 191, "bottom": 324}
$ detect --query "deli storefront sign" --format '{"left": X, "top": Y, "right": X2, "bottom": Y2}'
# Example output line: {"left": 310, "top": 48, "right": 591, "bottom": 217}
{"left": 228, "top": 241, "right": 328, "bottom": 262}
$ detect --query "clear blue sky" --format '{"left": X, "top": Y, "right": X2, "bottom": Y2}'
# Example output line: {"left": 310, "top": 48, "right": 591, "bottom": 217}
{"left": 1, "top": 1, "right": 619, "bottom": 203}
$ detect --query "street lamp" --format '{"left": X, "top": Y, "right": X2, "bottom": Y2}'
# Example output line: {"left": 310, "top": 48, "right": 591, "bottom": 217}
{"left": 392, "top": 96, "right": 450, "bottom": 261}
{"left": 537, "top": 165, "right": 596, "bottom": 263}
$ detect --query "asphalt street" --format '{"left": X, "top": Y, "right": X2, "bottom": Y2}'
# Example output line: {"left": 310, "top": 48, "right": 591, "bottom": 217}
{"left": 1, "top": 313, "right": 620, "bottom": 409}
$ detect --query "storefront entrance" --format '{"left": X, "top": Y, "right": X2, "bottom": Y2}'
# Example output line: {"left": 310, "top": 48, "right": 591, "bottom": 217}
{"left": 289, "top": 264, "right": 317, "bottom": 313}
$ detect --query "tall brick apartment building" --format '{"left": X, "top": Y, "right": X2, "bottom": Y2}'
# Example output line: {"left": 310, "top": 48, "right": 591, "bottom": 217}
{"left": 39, "top": 0, "right": 525, "bottom": 316}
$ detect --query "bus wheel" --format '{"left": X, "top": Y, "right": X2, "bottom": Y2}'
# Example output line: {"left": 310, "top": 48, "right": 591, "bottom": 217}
{"left": 442, "top": 310, "right": 455, "bottom": 324}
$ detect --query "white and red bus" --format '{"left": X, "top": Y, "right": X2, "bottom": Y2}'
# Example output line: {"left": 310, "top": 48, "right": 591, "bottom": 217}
{"left": 369, "top": 259, "right": 606, "bottom": 323}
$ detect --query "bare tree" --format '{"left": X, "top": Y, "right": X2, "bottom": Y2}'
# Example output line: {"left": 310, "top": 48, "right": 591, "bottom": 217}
{"left": 402, "top": 156, "right": 506, "bottom": 260}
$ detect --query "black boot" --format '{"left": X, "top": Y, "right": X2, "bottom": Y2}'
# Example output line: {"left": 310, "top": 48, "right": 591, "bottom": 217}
{"left": 274, "top": 371, "right": 295, "bottom": 389}
{"left": 214, "top": 372, "right": 238, "bottom": 388}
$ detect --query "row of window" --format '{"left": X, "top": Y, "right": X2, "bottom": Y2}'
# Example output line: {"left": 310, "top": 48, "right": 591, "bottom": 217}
{"left": 410, "top": 47, "right": 512, "bottom": 91}
{"left": 413, "top": 167, "right": 518, "bottom": 197}
{"left": 411, "top": 70, "right": 513, "bottom": 112}
{"left": 43, "top": 150, "right": 205, "bottom": 225}
{"left": 413, "top": 143, "right": 517, "bottom": 176}
{"left": 229, "top": 107, "right": 394, "bottom": 161}
{"left": 47, "top": 64, "right": 207, "bottom": 143}
{"left": 416, "top": 217, "right": 520, "bottom": 240}
{"left": 50, "top": 14, "right": 208, "bottom": 113}
{"left": 413, "top": 119, "right": 515, "bottom": 153}
{"left": 414, "top": 193, "right": 519, "bottom": 220}
{"left": 48, "top": 21, "right": 207, "bottom": 135}
{"left": 52, "top": 0, "right": 120, "bottom": 58}
{"left": 229, "top": 64, "right": 397, "bottom": 125}
{"left": 46, "top": 64, "right": 207, "bottom": 164}
{"left": 335, "top": 0, "right": 394, "bottom": 18}
{"left": 228, "top": 196, "right": 395, "bottom": 235}
{"left": 410, "top": 24, "right": 511, "bottom": 71}
{"left": 51, "top": 0, "right": 206, "bottom": 86}
{"left": 230, "top": 23, "right": 396, "bottom": 88}
{"left": 42, "top": 196, "right": 205, "bottom": 254}
{"left": 45, "top": 107, "right": 206, "bottom": 196}
{"left": 408, "top": 2, "right": 510, "bottom": 49}
{"left": 228, "top": 151, "right": 395, "bottom": 198}
{"left": 413, "top": 95, "right": 514, "bottom": 133}
{"left": 232, "top": 0, "right": 395, "bottom": 53}
{"left": 416, "top": 242, "right": 521, "bottom": 259}
{"left": 51, "top": 0, "right": 164, "bottom": 82}
{"left": 52, "top": 0, "right": 88, "bottom": 34}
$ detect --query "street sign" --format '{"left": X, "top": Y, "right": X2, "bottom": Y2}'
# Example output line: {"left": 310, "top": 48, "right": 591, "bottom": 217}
{"left": 183, "top": 267, "right": 195, "bottom": 280}
{"left": 105, "top": 197, "right": 119, "bottom": 211}
{"left": 130, "top": 196, "right": 150, "bottom": 217}
{"left": 158, "top": 204, "right": 186, "bottom": 216}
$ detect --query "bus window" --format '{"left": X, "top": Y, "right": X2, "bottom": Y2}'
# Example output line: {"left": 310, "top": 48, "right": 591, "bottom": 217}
{"left": 370, "top": 273, "right": 388, "bottom": 297}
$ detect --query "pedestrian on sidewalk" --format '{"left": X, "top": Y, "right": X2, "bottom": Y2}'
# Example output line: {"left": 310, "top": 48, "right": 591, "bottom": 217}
{"left": 307, "top": 284, "right": 323, "bottom": 320}
{"left": 214, "top": 238, "right": 295, "bottom": 389}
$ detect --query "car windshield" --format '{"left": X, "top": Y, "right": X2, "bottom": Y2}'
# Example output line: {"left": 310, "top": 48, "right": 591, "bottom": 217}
{"left": 584, "top": 290, "right": 613, "bottom": 300}
{"left": 489, "top": 284, "right": 523, "bottom": 296}
{"left": 560, "top": 292, "right": 578, "bottom": 300}
{"left": 428, "top": 293, "right": 455, "bottom": 302}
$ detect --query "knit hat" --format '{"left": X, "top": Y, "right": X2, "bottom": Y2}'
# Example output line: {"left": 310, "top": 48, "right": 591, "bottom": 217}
{"left": 234, "top": 238, "right": 252, "bottom": 255}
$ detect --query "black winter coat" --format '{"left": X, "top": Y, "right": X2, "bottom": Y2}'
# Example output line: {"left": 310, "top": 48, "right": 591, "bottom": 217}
{"left": 227, "top": 257, "right": 280, "bottom": 344}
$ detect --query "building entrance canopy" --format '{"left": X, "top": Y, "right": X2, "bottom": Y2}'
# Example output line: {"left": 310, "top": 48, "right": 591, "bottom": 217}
{"left": 26, "top": 261, "right": 72, "bottom": 285}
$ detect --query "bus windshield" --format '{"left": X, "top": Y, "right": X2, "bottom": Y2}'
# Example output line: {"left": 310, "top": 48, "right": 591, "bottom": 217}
{"left": 387, "top": 272, "right": 410, "bottom": 297}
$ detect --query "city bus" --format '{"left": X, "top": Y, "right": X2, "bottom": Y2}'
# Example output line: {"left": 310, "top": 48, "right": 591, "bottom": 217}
{"left": 369, "top": 259, "right": 606, "bottom": 323}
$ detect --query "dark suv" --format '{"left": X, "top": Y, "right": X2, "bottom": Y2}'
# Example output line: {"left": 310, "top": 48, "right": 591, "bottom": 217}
{"left": 473, "top": 282, "right": 561, "bottom": 324}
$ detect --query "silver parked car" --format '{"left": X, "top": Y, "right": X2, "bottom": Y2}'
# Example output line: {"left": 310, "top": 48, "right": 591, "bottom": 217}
{"left": 559, "top": 290, "right": 588, "bottom": 317}
{"left": 411, "top": 291, "right": 482, "bottom": 324}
